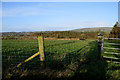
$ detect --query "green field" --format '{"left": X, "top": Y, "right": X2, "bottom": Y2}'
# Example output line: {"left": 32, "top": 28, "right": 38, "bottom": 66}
{"left": 2, "top": 39, "right": 120, "bottom": 80}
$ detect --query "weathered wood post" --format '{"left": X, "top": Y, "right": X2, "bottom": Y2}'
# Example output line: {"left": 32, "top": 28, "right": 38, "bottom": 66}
{"left": 38, "top": 35, "right": 45, "bottom": 68}
{"left": 97, "top": 33, "right": 103, "bottom": 60}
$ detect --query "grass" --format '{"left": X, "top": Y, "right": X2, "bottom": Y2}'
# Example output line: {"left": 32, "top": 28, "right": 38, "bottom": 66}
{"left": 2, "top": 39, "right": 120, "bottom": 80}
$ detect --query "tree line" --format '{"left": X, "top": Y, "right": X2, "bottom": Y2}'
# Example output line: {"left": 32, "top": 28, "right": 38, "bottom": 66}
{"left": 4, "top": 22, "right": 120, "bottom": 39}
{"left": 109, "top": 22, "right": 120, "bottom": 38}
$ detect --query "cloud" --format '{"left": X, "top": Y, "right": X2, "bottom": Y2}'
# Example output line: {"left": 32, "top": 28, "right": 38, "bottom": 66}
{"left": 79, "top": 21, "right": 113, "bottom": 27}
{"left": 2, "top": 3, "right": 63, "bottom": 17}
{"left": 28, "top": 21, "right": 113, "bottom": 31}
{"left": 2, "top": 21, "right": 113, "bottom": 32}
{"left": 58, "top": 21, "right": 113, "bottom": 28}
{"left": 2, "top": 26, "right": 34, "bottom": 32}
{"left": 2, "top": 7, "right": 40, "bottom": 17}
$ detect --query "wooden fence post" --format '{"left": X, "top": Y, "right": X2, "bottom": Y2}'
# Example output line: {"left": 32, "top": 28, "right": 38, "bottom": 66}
{"left": 38, "top": 36, "right": 45, "bottom": 61}
{"left": 38, "top": 35, "right": 45, "bottom": 68}
{"left": 97, "top": 33, "right": 103, "bottom": 60}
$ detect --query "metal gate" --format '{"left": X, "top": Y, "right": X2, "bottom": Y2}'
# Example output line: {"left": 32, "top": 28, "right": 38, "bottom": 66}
{"left": 102, "top": 37, "right": 120, "bottom": 63}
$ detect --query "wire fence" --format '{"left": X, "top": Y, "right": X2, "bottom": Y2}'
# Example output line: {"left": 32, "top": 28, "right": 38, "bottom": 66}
{"left": 2, "top": 37, "right": 87, "bottom": 69}
{"left": 2, "top": 36, "right": 97, "bottom": 80}
{"left": 2, "top": 38, "right": 40, "bottom": 71}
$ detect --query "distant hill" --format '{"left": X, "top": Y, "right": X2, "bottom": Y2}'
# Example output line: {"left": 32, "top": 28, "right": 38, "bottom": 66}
{"left": 1, "top": 27, "right": 112, "bottom": 37}
{"left": 71, "top": 27, "right": 112, "bottom": 32}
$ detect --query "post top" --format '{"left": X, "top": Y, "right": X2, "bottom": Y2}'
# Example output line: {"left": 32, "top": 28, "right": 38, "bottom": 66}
{"left": 98, "top": 33, "right": 103, "bottom": 36}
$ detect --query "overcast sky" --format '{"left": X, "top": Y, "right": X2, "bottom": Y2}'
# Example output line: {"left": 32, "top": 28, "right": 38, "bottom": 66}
{"left": 2, "top": 2, "right": 118, "bottom": 32}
